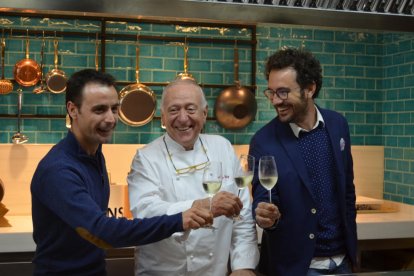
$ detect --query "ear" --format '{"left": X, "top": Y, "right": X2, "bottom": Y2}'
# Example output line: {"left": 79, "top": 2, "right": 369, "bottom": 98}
{"left": 67, "top": 101, "right": 78, "bottom": 120}
{"left": 203, "top": 106, "right": 208, "bottom": 121}
{"left": 305, "top": 83, "right": 317, "bottom": 98}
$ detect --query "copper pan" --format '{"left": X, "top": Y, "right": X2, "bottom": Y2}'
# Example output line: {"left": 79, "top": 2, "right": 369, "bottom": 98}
{"left": 46, "top": 39, "right": 67, "bottom": 93}
{"left": 119, "top": 43, "right": 156, "bottom": 127}
{"left": 214, "top": 44, "right": 257, "bottom": 130}
{"left": 13, "top": 37, "right": 41, "bottom": 87}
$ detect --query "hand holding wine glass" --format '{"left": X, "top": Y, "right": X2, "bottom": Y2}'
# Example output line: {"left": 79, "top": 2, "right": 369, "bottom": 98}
{"left": 202, "top": 161, "right": 222, "bottom": 229}
{"left": 258, "top": 156, "right": 278, "bottom": 203}
{"left": 233, "top": 154, "right": 254, "bottom": 220}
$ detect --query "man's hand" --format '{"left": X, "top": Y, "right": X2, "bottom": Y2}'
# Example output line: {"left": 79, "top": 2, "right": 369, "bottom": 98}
{"left": 255, "top": 202, "right": 281, "bottom": 229}
{"left": 182, "top": 207, "right": 213, "bottom": 230}
{"left": 192, "top": 191, "right": 243, "bottom": 218}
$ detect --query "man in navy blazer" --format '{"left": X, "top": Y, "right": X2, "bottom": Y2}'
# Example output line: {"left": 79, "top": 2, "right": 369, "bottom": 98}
{"left": 250, "top": 47, "right": 358, "bottom": 276}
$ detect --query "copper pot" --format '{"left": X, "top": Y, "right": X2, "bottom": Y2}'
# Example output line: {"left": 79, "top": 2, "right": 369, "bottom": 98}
{"left": 13, "top": 37, "right": 41, "bottom": 87}
{"left": 214, "top": 45, "right": 257, "bottom": 130}
{"left": 46, "top": 39, "right": 67, "bottom": 93}
{"left": 119, "top": 45, "right": 156, "bottom": 127}
{"left": 0, "top": 36, "right": 13, "bottom": 94}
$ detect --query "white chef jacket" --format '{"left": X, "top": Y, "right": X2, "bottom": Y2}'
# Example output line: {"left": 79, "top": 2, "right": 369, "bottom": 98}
{"left": 127, "top": 133, "right": 259, "bottom": 276}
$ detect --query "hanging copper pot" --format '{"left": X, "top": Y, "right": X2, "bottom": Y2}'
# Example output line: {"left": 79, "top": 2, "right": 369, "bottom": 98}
{"left": 46, "top": 39, "right": 67, "bottom": 93}
{"left": 214, "top": 44, "right": 257, "bottom": 130}
{"left": 119, "top": 43, "right": 156, "bottom": 127}
{"left": 13, "top": 36, "right": 41, "bottom": 87}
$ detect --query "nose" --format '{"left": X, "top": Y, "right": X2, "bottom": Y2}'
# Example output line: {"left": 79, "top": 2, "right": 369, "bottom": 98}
{"left": 105, "top": 110, "right": 117, "bottom": 124}
{"left": 177, "top": 108, "right": 188, "bottom": 121}
{"left": 271, "top": 95, "right": 284, "bottom": 105}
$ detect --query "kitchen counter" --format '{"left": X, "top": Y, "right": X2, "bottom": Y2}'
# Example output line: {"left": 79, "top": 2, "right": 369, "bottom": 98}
{"left": 2, "top": 199, "right": 414, "bottom": 253}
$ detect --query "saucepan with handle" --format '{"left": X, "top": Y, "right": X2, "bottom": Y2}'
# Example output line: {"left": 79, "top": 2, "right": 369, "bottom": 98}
{"left": 13, "top": 35, "right": 41, "bottom": 87}
{"left": 119, "top": 40, "right": 156, "bottom": 127}
{"left": 214, "top": 42, "right": 257, "bottom": 130}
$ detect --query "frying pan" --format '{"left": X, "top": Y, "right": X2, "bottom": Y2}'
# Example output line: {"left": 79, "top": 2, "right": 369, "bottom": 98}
{"left": 119, "top": 44, "right": 156, "bottom": 127}
{"left": 176, "top": 41, "right": 195, "bottom": 81}
{"left": 46, "top": 39, "right": 67, "bottom": 93}
{"left": 214, "top": 45, "right": 257, "bottom": 130}
{"left": 0, "top": 35, "right": 13, "bottom": 94}
{"left": 13, "top": 37, "right": 41, "bottom": 87}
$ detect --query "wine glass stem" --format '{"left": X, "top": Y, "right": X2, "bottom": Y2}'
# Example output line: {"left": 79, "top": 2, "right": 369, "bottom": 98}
{"left": 269, "top": 189, "right": 272, "bottom": 203}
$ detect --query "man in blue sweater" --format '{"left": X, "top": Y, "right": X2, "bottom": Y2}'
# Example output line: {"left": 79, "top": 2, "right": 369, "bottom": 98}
{"left": 31, "top": 69, "right": 212, "bottom": 275}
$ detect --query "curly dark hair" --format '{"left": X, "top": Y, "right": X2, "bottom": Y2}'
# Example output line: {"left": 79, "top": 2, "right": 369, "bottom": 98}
{"left": 66, "top": 69, "right": 116, "bottom": 108}
{"left": 264, "top": 47, "right": 323, "bottom": 98}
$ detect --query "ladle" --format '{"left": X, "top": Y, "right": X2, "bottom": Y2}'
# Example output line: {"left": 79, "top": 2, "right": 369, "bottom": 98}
{"left": 11, "top": 88, "right": 29, "bottom": 144}
{"left": 33, "top": 32, "right": 47, "bottom": 94}
{"left": 0, "top": 31, "right": 13, "bottom": 95}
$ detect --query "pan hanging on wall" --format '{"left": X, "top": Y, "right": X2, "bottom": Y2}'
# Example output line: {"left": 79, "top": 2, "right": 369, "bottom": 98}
{"left": 214, "top": 42, "right": 257, "bottom": 130}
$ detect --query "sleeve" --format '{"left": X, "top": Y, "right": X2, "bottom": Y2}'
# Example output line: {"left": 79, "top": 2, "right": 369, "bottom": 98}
{"left": 127, "top": 148, "right": 194, "bottom": 218}
{"left": 225, "top": 140, "right": 260, "bottom": 270}
{"left": 32, "top": 165, "right": 184, "bottom": 249}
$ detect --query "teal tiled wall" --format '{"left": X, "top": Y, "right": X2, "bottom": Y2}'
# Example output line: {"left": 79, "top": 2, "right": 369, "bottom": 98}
{"left": 1, "top": 15, "right": 414, "bottom": 204}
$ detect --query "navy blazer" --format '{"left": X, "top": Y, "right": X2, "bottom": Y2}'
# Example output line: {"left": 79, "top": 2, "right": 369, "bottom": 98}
{"left": 249, "top": 107, "right": 358, "bottom": 276}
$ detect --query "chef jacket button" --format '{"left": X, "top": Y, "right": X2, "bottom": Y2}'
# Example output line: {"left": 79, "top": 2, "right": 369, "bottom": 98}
{"left": 209, "top": 252, "right": 213, "bottom": 257}
{"left": 311, "top": 208, "right": 316, "bottom": 214}
{"left": 190, "top": 255, "right": 194, "bottom": 259}
{"left": 309, "top": 233, "right": 315, "bottom": 239}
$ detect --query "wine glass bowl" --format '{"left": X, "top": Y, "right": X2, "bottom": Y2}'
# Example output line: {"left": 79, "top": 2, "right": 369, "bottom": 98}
{"left": 233, "top": 154, "right": 255, "bottom": 220}
{"left": 202, "top": 161, "right": 222, "bottom": 229}
{"left": 258, "top": 156, "right": 278, "bottom": 203}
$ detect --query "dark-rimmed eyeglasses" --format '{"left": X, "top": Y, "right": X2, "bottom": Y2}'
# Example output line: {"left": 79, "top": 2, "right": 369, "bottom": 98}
{"left": 263, "top": 86, "right": 301, "bottom": 101}
{"left": 163, "top": 136, "right": 210, "bottom": 175}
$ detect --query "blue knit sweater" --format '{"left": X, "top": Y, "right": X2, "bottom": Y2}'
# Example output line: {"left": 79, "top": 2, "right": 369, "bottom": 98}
{"left": 31, "top": 131, "right": 183, "bottom": 275}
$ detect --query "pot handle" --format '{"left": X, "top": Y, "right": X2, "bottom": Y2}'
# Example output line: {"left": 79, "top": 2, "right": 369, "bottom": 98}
{"left": 25, "top": 37, "right": 30, "bottom": 59}
{"left": 234, "top": 42, "right": 240, "bottom": 86}
{"left": 53, "top": 39, "right": 59, "bottom": 69}
{"left": 95, "top": 34, "right": 99, "bottom": 71}
{"left": 135, "top": 46, "right": 140, "bottom": 83}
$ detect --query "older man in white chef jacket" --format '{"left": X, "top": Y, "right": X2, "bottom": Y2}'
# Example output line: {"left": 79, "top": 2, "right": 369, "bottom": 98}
{"left": 127, "top": 78, "right": 259, "bottom": 276}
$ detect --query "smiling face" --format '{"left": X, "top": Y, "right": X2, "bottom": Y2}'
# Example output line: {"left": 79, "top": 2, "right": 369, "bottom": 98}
{"left": 67, "top": 82, "right": 119, "bottom": 155}
{"left": 161, "top": 81, "right": 207, "bottom": 150}
{"left": 268, "top": 67, "right": 316, "bottom": 129}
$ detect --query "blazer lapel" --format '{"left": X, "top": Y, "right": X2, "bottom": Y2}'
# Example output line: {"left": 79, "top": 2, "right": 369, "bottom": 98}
{"left": 275, "top": 120, "right": 316, "bottom": 201}
{"left": 320, "top": 109, "right": 346, "bottom": 196}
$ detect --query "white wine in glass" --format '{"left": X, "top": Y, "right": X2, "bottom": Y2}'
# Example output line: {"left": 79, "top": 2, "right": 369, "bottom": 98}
{"left": 202, "top": 161, "right": 222, "bottom": 229}
{"left": 233, "top": 154, "right": 254, "bottom": 220}
{"left": 259, "top": 156, "right": 278, "bottom": 203}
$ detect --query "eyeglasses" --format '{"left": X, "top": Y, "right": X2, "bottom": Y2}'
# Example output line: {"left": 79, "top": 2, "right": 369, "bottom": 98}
{"left": 263, "top": 86, "right": 301, "bottom": 101}
{"left": 163, "top": 136, "right": 210, "bottom": 175}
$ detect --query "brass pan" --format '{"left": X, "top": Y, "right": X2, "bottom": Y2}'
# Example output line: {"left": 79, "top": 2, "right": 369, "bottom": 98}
{"left": 13, "top": 37, "right": 41, "bottom": 87}
{"left": 119, "top": 45, "right": 156, "bottom": 127}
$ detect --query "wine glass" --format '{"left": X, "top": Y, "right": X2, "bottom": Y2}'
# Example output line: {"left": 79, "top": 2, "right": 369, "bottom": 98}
{"left": 202, "top": 161, "right": 222, "bottom": 229}
{"left": 258, "top": 156, "right": 278, "bottom": 203}
{"left": 233, "top": 154, "right": 255, "bottom": 220}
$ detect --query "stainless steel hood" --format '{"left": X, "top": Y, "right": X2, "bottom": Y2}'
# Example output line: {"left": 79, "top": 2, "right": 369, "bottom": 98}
{"left": 0, "top": 0, "right": 413, "bottom": 32}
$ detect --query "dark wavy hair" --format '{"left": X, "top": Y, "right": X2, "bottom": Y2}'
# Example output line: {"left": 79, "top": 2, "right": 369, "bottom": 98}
{"left": 66, "top": 69, "right": 116, "bottom": 108}
{"left": 264, "top": 47, "right": 323, "bottom": 98}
